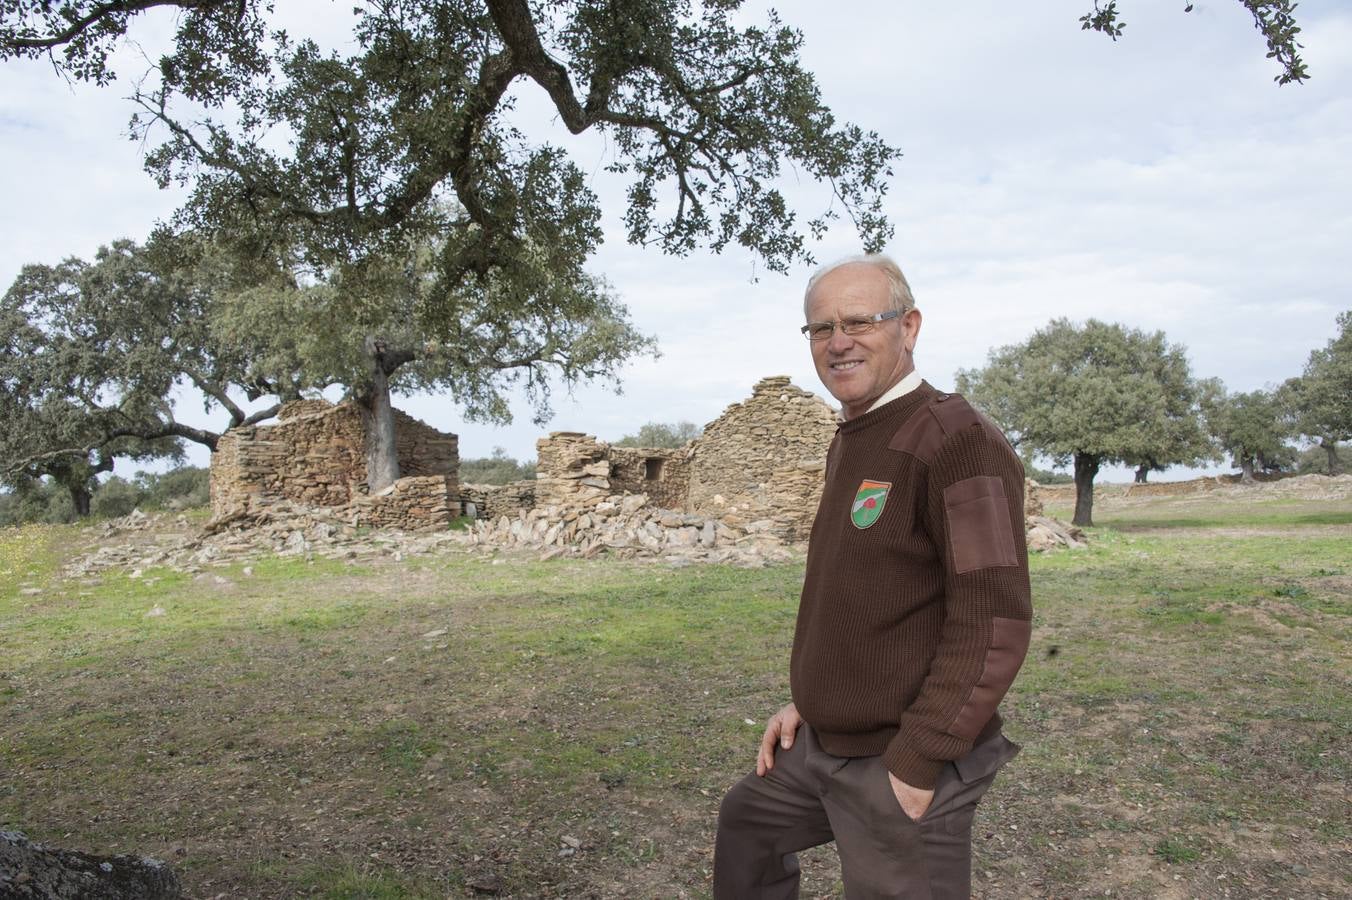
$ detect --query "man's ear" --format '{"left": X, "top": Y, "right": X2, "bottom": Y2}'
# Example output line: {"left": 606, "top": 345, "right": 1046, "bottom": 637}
{"left": 902, "top": 308, "right": 922, "bottom": 352}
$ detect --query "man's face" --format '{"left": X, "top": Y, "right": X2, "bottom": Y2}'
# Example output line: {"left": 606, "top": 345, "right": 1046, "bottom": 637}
{"left": 805, "top": 263, "right": 921, "bottom": 420}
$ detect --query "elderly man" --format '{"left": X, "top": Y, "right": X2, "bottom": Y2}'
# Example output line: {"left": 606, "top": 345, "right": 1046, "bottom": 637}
{"left": 713, "top": 254, "right": 1033, "bottom": 899}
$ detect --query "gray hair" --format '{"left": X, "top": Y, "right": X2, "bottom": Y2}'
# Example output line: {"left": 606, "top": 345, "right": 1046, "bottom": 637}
{"left": 803, "top": 253, "right": 916, "bottom": 317}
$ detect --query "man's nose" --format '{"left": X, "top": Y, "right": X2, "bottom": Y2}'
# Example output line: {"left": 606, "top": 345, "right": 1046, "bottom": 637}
{"left": 825, "top": 326, "right": 855, "bottom": 353}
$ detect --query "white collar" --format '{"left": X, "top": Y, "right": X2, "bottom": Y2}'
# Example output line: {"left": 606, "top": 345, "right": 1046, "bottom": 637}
{"left": 835, "top": 370, "right": 924, "bottom": 422}
{"left": 865, "top": 369, "right": 923, "bottom": 414}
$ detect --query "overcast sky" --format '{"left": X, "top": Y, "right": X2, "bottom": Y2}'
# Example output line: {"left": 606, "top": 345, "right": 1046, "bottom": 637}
{"left": 3, "top": 0, "right": 1349, "bottom": 481}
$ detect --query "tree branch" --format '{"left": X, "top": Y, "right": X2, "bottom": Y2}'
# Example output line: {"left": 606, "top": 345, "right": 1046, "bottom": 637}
{"left": 2, "top": 0, "right": 223, "bottom": 52}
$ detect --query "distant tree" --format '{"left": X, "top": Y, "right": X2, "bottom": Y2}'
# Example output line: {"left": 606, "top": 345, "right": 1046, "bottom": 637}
{"left": 1202, "top": 388, "right": 1293, "bottom": 482}
{"left": 956, "top": 319, "right": 1215, "bottom": 527}
{"left": 133, "top": 466, "right": 212, "bottom": 510}
{"left": 614, "top": 421, "right": 703, "bottom": 449}
{"left": 459, "top": 447, "right": 537, "bottom": 485}
{"left": 0, "top": 476, "right": 73, "bottom": 527}
{"left": 1022, "top": 461, "right": 1075, "bottom": 486}
{"left": 0, "top": 237, "right": 283, "bottom": 513}
{"left": 1293, "top": 442, "right": 1348, "bottom": 476}
{"left": 1281, "top": 310, "right": 1352, "bottom": 475}
{"left": 1080, "top": 0, "right": 1308, "bottom": 84}
{"left": 0, "top": 1, "right": 897, "bottom": 494}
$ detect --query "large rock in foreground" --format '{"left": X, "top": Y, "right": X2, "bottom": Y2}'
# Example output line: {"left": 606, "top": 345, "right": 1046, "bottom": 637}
{"left": 0, "top": 831, "right": 180, "bottom": 900}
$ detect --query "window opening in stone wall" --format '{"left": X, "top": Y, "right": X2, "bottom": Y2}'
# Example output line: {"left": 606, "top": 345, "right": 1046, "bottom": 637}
{"left": 645, "top": 458, "right": 664, "bottom": 481}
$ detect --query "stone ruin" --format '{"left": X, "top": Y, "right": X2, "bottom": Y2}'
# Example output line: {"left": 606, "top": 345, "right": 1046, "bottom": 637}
{"left": 210, "top": 398, "right": 459, "bottom": 530}
{"left": 474, "top": 376, "right": 837, "bottom": 536}
{"left": 466, "top": 376, "right": 841, "bottom": 561}
{"left": 1023, "top": 480, "right": 1087, "bottom": 552}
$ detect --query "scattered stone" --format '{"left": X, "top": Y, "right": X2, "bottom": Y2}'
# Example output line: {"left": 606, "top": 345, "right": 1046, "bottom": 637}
{"left": 18, "top": 587, "right": 43, "bottom": 597}
{"left": 422, "top": 628, "right": 448, "bottom": 639}
{"left": 1025, "top": 515, "right": 1088, "bottom": 552}
{"left": 145, "top": 605, "right": 166, "bottom": 618}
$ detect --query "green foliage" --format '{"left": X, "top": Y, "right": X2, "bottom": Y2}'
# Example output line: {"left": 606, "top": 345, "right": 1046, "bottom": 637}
{"left": 0, "top": 236, "right": 287, "bottom": 509}
{"left": 1202, "top": 388, "right": 1294, "bottom": 479}
{"left": 1079, "top": 0, "right": 1308, "bottom": 85}
{"left": 2, "top": 3, "right": 897, "bottom": 274}
{"left": 956, "top": 318, "right": 1214, "bottom": 523}
{"left": 458, "top": 448, "right": 536, "bottom": 485}
{"left": 613, "top": 421, "right": 703, "bottom": 449}
{"left": 89, "top": 477, "right": 142, "bottom": 519}
{"left": 0, "top": 467, "right": 210, "bottom": 528}
{"left": 0, "top": 478, "right": 74, "bottom": 527}
{"left": 134, "top": 466, "right": 212, "bottom": 509}
{"left": 1, "top": 2, "right": 899, "bottom": 489}
{"left": 1282, "top": 310, "right": 1352, "bottom": 475}
{"left": 957, "top": 319, "right": 1213, "bottom": 469}
{"left": 1294, "top": 441, "right": 1346, "bottom": 476}
{"left": 1024, "top": 461, "right": 1075, "bottom": 485}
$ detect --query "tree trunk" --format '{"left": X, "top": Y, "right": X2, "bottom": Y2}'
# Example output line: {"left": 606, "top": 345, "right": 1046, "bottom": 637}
{"left": 358, "top": 336, "right": 417, "bottom": 494}
{"left": 1134, "top": 464, "right": 1149, "bottom": 484}
{"left": 1072, "top": 452, "right": 1099, "bottom": 527}
{"left": 1322, "top": 439, "right": 1340, "bottom": 476}
{"left": 68, "top": 484, "right": 92, "bottom": 518}
{"left": 1239, "top": 456, "right": 1255, "bottom": 483}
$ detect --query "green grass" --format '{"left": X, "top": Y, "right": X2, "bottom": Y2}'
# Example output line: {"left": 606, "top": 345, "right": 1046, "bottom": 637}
{"left": 1, "top": 494, "right": 1349, "bottom": 898}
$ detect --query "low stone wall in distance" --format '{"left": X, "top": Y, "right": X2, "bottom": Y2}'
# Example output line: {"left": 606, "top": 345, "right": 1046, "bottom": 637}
{"left": 462, "top": 480, "right": 536, "bottom": 521}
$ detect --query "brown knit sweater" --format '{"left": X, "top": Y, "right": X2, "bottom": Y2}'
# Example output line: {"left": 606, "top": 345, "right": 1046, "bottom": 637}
{"left": 790, "top": 381, "right": 1033, "bottom": 789}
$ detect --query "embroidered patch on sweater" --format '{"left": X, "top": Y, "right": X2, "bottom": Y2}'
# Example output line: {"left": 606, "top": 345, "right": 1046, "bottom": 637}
{"left": 850, "top": 480, "right": 892, "bottom": 529}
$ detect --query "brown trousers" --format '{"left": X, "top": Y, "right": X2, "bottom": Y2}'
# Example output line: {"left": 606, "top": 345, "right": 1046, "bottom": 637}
{"left": 713, "top": 725, "right": 1018, "bottom": 899}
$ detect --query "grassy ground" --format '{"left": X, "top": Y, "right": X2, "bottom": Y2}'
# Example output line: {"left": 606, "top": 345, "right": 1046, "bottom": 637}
{"left": 2, "top": 493, "right": 1349, "bottom": 899}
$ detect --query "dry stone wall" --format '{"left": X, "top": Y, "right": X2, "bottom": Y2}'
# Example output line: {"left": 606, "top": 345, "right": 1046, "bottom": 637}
{"left": 534, "top": 432, "right": 613, "bottom": 510}
{"left": 352, "top": 475, "right": 459, "bottom": 529}
{"left": 210, "top": 399, "right": 459, "bottom": 528}
{"left": 686, "top": 376, "right": 839, "bottom": 540}
{"left": 609, "top": 445, "right": 690, "bottom": 509}
{"left": 522, "top": 377, "right": 836, "bottom": 542}
{"left": 462, "top": 480, "right": 536, "bottom": 520}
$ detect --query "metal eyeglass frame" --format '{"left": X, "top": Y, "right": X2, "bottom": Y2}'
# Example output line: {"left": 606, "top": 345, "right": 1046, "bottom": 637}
{"left": 800, "top": 308, "right": 900, "bottom": 341}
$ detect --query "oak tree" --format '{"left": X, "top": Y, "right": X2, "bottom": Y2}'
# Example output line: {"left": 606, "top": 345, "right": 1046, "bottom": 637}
{"left": 2, "top": 0, "right": 898, "bottom": 491}
{"left": 1202, "top": 387, "right": 1293, "bottom": 482}
{"left": 1280, "top": 310, "right": 1352, "bottom": 475}
{"left": 0, "top": 238, "right": 284, "bottom": 513}
{"left": 956, "top": 319, "right": 1215, "bottom": 527}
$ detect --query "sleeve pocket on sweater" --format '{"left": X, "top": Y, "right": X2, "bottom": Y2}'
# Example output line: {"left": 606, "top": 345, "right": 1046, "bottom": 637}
{"left": 943, "top": 475, "right": 1019, "bottom": 574}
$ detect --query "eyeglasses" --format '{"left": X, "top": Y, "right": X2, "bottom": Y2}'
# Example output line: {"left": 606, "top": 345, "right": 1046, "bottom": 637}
{"left": 801, "top": 309, "right": 899, "bottom": 341}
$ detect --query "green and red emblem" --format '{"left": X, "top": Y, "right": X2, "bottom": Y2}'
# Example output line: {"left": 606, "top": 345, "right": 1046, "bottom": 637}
{"left": 850, "top": 480, "right": 892, "bottom": 529}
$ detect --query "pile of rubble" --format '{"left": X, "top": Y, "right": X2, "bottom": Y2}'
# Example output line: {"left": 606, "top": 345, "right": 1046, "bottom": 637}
{"left": 466, "top": 491, "right": 800, "bottom": 567}
{"left": 63, "top": 501, "right": 465, "bottom": 579}
{"left": 1023, "top": 481, "right": 1087, "bottom": 552}
{"left": 64, "top": 478, "right": 1085, "bottom": 579}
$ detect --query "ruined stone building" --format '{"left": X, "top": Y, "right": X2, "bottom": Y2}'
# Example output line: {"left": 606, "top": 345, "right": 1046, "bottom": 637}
{"left": 210, "top": 399, "right": 460, "bottom": 529}
{"left": 209, "top": 377, "right": 839, "bottom": 539}
{"left": 505, "top": 376, "right": 838, "bottom": 540}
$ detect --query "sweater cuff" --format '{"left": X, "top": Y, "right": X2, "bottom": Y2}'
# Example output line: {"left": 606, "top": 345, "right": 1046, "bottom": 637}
{"left": 882, "top": 738, "right": 947, "bottom": 789}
